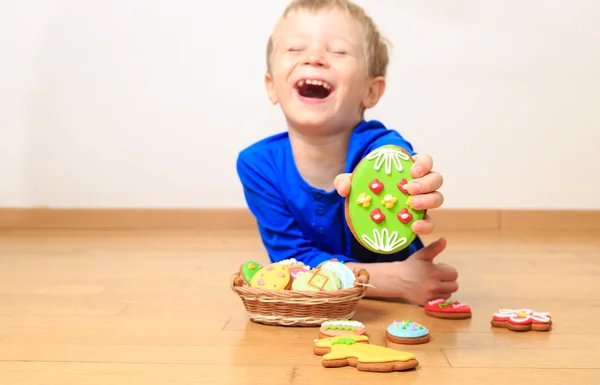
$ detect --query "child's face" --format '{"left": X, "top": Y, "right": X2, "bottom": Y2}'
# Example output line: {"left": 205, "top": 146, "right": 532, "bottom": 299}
{"left": 265, "top": 8, "right": 385, "bottom": 133}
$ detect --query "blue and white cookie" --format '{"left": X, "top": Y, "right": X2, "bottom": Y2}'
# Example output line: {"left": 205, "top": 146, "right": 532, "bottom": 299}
{"left": 319, "top": 259, "right": 356, "bottom": 289}
{"left": 385, "top": 320, "right": 430, "bottom": 345}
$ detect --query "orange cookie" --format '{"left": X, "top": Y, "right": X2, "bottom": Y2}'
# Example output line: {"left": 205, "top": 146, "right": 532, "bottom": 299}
{"left": 249, "top": 263, "right": 292, "bottom": 290}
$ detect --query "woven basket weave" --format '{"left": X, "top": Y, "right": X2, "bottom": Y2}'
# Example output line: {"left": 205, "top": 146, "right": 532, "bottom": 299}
{"left": 230, "top": 268, "right": 370, "bottom": 327}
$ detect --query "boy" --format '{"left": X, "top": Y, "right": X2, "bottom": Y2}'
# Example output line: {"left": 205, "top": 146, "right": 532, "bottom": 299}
{"left": 236, "top": 0, "right": 458, "bottom": 305}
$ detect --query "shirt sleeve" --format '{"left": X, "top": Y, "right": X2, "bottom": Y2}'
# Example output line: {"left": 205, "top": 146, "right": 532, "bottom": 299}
{"left": 236, "top": 151, "right": 359, "bottom": 268}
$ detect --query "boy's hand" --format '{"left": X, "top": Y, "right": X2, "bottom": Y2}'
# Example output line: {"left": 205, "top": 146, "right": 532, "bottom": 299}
{"left": 394, "top": 237, "right": 459, "bottom": 305}
{"left": 333, "top": 153, "right": 443, "bottom": 235}
{"left": 346, "top": 238, "right": 459, "bottom": 305}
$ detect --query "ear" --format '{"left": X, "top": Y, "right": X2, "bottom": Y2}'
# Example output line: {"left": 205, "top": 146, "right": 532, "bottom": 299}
{"left": 362, "top": 76, "right": 386, "bottom": 109}
{"left": 264, "top": 72, "right": 279, "bottom": 105}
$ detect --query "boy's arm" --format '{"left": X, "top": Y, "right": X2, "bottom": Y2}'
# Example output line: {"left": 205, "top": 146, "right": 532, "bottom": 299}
{"left": 236, "top": 153, "right": 360, "bottom": 268}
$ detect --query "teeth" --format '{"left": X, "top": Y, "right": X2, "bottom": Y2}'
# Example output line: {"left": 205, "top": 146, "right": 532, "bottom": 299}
{"left": 296, "top": 79, "right": 332, "bottom": 90}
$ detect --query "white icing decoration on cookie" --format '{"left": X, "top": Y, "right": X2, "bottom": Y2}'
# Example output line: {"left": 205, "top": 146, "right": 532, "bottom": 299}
{"left": 493, "top": 309, "right": 551, "bottom": 323}
{"left": 322, "top": 320, "right": 364, "bottom": 328}
{"left": 279, "top": 258, "right": 305, "bottom": 266}
{"left": 428, "top": 299, "right": 445, "bottom": 306}
{"left": 365, "top": 147, "right": 410, "bottom": 175}
{"left": 361, "top": 228, "right": 407, "bottom": 252}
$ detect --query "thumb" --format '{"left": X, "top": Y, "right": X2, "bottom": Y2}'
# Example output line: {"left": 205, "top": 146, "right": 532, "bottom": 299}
{"left": 334, "top": 173, "right": 352, "bottom": 197}
{"left": 413, "top": 237, "right": 447, "bottom": 262}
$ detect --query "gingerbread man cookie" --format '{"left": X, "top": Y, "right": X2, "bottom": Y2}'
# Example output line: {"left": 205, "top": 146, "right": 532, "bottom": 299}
{"left": 320, "top": 336, "right": 419, "bottom": 372}
{"left": 491, "top": 308, "right": 552, "bottom": 332}
{"left": 424, "top": 299, "right": 472, "bottom": 319}
{"left": 249, "top": 263, "right": 292, "bottom": 290}
{"left": 345, "top": 145, "right": 425, "bottom": 254}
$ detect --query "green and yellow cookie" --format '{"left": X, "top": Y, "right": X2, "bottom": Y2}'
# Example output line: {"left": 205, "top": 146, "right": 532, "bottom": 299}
{"left": 292, "top": 269, "right": 341, "bottom": 292}
{"left": 345, "top": 145, "right": 425, "bottom": 254}
{"left": 240, "top": 261, "right": 262, "bottom": 283}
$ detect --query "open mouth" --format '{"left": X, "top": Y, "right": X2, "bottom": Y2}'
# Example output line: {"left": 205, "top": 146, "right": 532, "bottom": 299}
{"left": 294, "top": 79, "right": 333, "bottom": 99}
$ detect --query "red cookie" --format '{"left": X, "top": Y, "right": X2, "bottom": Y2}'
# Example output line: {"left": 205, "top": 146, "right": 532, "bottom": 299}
{"left": 425, "top": 299, "right": 472, "bottom": 319}
{"left": 491, "top": 308, "right": 552, "bottom": 332}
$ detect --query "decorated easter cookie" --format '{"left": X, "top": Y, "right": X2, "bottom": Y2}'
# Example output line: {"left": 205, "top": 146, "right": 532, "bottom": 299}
{"left": 240, "top": 261, "right": 262, "bottom": 283}
{"left": 319, "top": 259, "right": 356, "bottom": 289}
{"left": 345, "top": 145, "right": 425, "bottom": 254}
{"left": 277, "top": 258, "right": 310, "bottom": 280}
{"left": 386, "top": 320, "right": 430, "bottom": 345}
{"left": 491, "top": 308, "right": 552, "bottom": 332}
{"left": 425, "top": 299, "right": 472, "bottom": 319}
{"left": 313, "top": 334, "right": 369, "bottom": 356}
{"left": 320, "top": 336, "right": 419, "bottom": 372}
{"left": 292, "top": 268, "right": 341, "bottom": 291}
{"left": 249, "top": 263, "right": 292, "bottom": 290}
{"left": 319, "top": 320, "right": 366, "bottom": 338}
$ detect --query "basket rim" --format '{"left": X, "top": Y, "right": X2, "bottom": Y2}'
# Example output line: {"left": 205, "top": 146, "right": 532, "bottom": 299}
{"left": 230, "top": 267, "right": 370, "bottom": 298}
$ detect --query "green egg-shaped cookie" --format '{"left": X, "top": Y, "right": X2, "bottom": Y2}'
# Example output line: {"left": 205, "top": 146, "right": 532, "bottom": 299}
{"left": 240, "top": 261, "right": 262, "bottom": 283}
{"left": 345, "top": 145, "right": 425, "bottom": 254}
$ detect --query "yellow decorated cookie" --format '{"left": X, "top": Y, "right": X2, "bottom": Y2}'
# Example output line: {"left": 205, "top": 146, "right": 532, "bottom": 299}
{"left": 249, "top": 263, "right": 292, "bottom": 290}
{"left": 313, "top": 334, "right": 369, "bottom": 356}
{"left": 319, "top": 336, "right": 419, "bottom": 372}
{"left": 291, "top": 269, "right": 341, "bottom": 291}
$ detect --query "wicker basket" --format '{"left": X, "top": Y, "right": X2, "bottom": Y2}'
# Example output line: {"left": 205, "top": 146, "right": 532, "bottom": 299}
{"left": 230, "top": 268, "right": 371, "bottom": 327}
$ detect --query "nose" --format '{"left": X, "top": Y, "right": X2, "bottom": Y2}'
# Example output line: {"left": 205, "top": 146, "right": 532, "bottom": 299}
{"left": 302, "top": 47, "right": 327, "bottom": 67}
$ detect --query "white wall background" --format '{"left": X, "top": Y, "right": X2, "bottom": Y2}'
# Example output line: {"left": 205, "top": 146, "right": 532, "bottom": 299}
{"left": 1, "top": 0, "right": 599, "bottom": 210}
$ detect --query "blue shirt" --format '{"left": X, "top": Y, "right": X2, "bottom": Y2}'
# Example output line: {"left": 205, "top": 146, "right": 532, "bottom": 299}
{"left": 236, "top": 119, "right": 424, "bottom": 268}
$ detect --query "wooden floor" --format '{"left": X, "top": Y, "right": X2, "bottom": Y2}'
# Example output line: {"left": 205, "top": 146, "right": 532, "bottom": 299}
{"left": 0, "top": 228, "right": 599, "bottom": 384}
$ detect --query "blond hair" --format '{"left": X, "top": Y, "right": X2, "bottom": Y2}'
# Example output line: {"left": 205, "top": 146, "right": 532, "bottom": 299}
{"left": 266, "top": 0, "right": 390, "bottom": 78}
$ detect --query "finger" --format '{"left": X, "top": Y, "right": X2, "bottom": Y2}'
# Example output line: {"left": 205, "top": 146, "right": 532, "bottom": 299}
{"left": 426, "top": 292, "right": 452, "bottom": 304}
{"left": 408, "top": 191, "right": 444, "bottom": 210}
{"left": 435, "top": 262, "right": 459, "bottom": 282}
{"left": 334, "top": 173, "right": 352, "bottom": 197}
{"left": 407, "top": 171, "right": 443, "bottom": 195}
{"left": 435, "top": 280, "right": 459, "bottom": 295}
{"left": 411, "top": 153, "right": 433, "bottom": 178}
{"left": 413, "top": 237, "right": 447, "bottom": 261}
{"left": 412, "top": 214, "right": 434, "bottom": 235}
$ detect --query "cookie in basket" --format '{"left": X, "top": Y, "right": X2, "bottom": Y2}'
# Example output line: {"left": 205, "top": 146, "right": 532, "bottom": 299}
{"left": 249, "top": 263, "right": 292, "bottom": 290}
{"left": 385, "top": 320, "right": 430, "bottom": 345}
{"left": 239, "top": 261, "right": 263, "bottom": 283}
{"left": 319, "top": 336, "right": 419, "bottom": 372}
{"left": 318, "top": 259, "right": 356, "bottom": 289}
{"left": 319, "top": 320, "right": 366, "bottom": 338}
{"left": 313, "top": 334, "right": 369, "bottom": 356}
{"left": 345, "top": 144, "right": 425, "bottom": 254}
{"left": 291, "top": 268, "right": 341, "bottom": 291}
{"left": 277, "top": 258, "right": 310, "bottom": 280}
